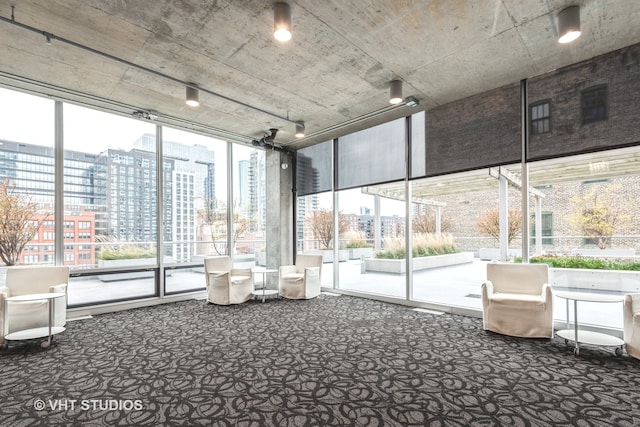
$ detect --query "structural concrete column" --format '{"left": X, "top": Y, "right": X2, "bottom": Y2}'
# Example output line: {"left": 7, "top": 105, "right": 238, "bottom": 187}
{"left": 266, "top": 150, "right": 294, "bottom": 275}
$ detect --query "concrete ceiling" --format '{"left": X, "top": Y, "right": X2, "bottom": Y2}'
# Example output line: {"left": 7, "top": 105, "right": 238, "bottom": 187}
{"left": 1, "top": 1, "right": 639, "bottom": 150}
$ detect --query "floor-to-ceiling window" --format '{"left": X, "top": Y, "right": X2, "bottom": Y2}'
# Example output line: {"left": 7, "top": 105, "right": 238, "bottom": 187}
{"left": 63, "top": 104, "right": 157, "bottom": 305}
{"left": 232, "top": 144, "right": 266, "bottom": 268}
{"left": 296, "top": 140, "right": 333, "bottom": 287}
{"left": 337, "top": 187, "right": 407, "bottom": 298}
{"left": 0, "top": 88, "right": 55, "bottom": 269}
{"left": 296, "top": 191, "right": 333, "bottom": 287}
{"left": 528, "top": 148, "right": 640, "bottom": 330}
{"left": 0, "top": 86, "right": 269, "bottom": 308}
{"left": 162, "top": 128, "right": 227, "bottom": 294}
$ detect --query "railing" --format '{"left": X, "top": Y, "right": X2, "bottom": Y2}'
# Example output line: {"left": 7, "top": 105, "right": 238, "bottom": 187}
{"left": 297, "top": 235, "right": 640, "bottom": 259}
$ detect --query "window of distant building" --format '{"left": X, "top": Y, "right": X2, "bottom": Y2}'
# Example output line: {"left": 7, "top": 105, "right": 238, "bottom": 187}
{"left": 530, "top": 101, "right": 551, "bottom": 135}
{"left": 581, "top": 85, "right": 607, "bottom": 124}
{"left": 530, "top": 212, "right": 553, "bottom": 245}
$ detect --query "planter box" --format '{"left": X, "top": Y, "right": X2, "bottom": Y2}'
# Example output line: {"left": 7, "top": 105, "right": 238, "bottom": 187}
{"left": 307, "top": 249, "right": 349, "bottom": 263}
{"left": 364, "top": 252, "right": 474, "bottom": 274}
{"left": 348, "top": 248, "right": 373, "bottom": 260}
{"left": 570, "top": 248, "right": 636, "bottom": 257}
{"left": 479, "top": 248, "right": 521, "bottom": 261}
{"left": 550, "top": 268, "right": 640, "bottom": 293}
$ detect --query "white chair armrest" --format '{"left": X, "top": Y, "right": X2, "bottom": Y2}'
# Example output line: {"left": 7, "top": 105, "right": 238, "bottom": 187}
{"left": 625, "top": 293, "right": 640, "bottom": 314}
{"left": 230, "top": 268, "right": 251, "bottom": 277}
{"left": 50, "top": 283, "right": 68, "bottom": 294}
{"left": 481, "top": 280, "right": 494, "bottom": 296}
{"left": 304, "top": 266, "right": 320, "bottom": 279}
{"left": 0, "top": 286, "right": 9, "bottom": 298}
{"left": 542, "top": 283, "right": 553, "bottom": 301}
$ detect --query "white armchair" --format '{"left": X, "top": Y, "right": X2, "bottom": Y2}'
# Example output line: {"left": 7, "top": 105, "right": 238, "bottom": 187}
{"left": 0, "top": 266, "right": 70, "bottom": 347}
{"left": 481, "top": 262, "right": 554, "bottom": 338}
{"left": 623, "top": 293, "right": 640, "bottom": 359}
{"left": 279, "top": 254, "right": 323, "bottom": 300}
{"left": 204, "top": 256, "right": 253, "bottom": 305}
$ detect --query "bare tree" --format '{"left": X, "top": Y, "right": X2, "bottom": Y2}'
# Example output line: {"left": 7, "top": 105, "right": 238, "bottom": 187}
{"left": 412, "top": 212, "right": 452, "bottom": 234}
{"left": 0, "top": 179, "right": 48, "bottom": 265}
{"left": 476, "top": 208, "right": 522, "bottom": 245}
{"left": 308, "top": 209, "right": 348, "bottom": 249}
{"left": 197, "top": 197, "right": 252, "bottom": 255}
{"left": 569, "top": 182, "right": 631, "bottom": 249}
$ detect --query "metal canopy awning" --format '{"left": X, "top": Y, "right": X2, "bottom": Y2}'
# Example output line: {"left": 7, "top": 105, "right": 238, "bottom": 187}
{"left": 363, "top": 146, "right": 640, "bottom": 201}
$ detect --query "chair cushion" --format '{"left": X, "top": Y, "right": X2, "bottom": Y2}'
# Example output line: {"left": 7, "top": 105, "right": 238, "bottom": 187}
{"left": 489, "top": 292, "right": 547, "bottom": 310}
{"left": 281, "top": 273, "right": 304, "bottom": 284}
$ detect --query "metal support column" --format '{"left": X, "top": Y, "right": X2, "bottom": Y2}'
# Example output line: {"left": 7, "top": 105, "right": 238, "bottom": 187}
{"left": 499, "top": 175, "right": 509, "bottom": 262}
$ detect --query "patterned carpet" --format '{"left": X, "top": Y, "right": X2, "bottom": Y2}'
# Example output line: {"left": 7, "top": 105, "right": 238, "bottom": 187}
{"left": 1, "top": 294, "right": 638, "bottom": 426}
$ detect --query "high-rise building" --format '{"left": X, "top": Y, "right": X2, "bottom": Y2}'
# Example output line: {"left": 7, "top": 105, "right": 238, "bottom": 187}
{"left": 0, "top": 140, "right": 99, "bottom": 266}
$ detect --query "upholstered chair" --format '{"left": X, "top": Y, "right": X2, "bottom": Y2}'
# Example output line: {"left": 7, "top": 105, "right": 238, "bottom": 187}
{"left": 279, "top": 254, "right": 323, "bottom": 300}
{"left": 623, "top": 293, "right": 640, "bottom": 359}
{"left": 481, "top": 262, "right": 554, "bottom": 338}
{"left": 0, "top": 265, "right": 70, "bottom": 346}
{"left": 204, "top": 256, "right": 253, "bottom": 305}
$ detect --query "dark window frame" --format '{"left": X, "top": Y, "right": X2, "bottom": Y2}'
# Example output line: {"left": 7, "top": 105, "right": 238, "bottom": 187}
{"left": 529, "top": 100, "right": 551, "bottom": 136}
{"left": 581, "top": 85, "right": 608, "bottom": 124}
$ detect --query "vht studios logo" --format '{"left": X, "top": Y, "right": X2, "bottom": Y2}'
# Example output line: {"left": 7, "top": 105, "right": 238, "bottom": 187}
{"left": 34, "top": 399, "right": 144, "bottom": 411}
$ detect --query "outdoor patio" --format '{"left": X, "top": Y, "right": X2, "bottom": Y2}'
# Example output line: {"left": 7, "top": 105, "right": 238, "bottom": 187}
{"left": 66, "top": 258, "right": 626, "bottom": 332}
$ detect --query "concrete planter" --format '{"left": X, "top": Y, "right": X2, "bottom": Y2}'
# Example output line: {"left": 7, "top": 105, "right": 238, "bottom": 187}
{"left": 364, "top": 252, "right": 474, "bottom": 274}
{"left": 570, "top": 248, "right": 636, "bottom": 257}
{"left": 479, "top": 248, "right": 521, "bottom": 261}
{"left": 348, "top": 248, "right": 373, "bottom": 260}
{"left": 550, "top": 267, "right": 640, "bottom": 293}
{"left": 307, "top": 249, "right": 349, "bottom": 263}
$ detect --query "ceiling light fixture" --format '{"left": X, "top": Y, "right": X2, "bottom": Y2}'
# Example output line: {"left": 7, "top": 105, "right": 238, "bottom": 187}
{"left": 185, "top": 85, "right": 200, "bottom": 107}
{"left": 295, "top": 121, "right": 305, "bottom": 138}
{"left": 273, "top": 2, "right": 292, "bottom": 42}
{"left": 389, "top": 80, "right": 403, "bottom": 104}
{"left": 558, "top": 6, "right": 581, "bottom": 43}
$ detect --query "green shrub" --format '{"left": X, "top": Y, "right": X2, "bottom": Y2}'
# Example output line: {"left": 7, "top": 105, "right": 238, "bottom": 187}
{"left": 375, "top": 233, "right": 458, "bottom": 259}
{"left": 344, "top": 231, "right": 372, "bottom": 249}
{"left": 345, "top": 241, "right": 372, "bottom": 249}
{"left": 516, "top": 255, "right": 640, "bottom": 271}
{"left": 99, "top": 246, "right": 156, "bottom": 260}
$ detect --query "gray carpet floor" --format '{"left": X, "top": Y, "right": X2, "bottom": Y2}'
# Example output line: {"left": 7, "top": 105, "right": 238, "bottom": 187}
{"left": 1, "top": 294, "right": 638, "bottom": 426}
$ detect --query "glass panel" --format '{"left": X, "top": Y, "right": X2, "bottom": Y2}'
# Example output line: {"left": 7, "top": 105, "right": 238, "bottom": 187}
{"left": 162, "top": 127, "right": 226, "bottom": 293}
{"left": 336, "top": 118, "right": 405, "bottom": 190}
{"left": 337, "top": 186, "right": 406, "bottom": 298}
{"left": 406, "top": 165, "right": 524, "bottom": 309}
{"left": 297, "top": 192, "right": 332, "bottom": 288}
{"left": 426, "top": 82, "right": 521, "bottom": 176}
{"left": 297, "top": 140, "right": 332, "bottom": 196}
{"left": 63, "top": 104, "right": 156, "bottom": 305}
{"left": 68, "top": 271, "right": 156, "bottom": 306}
{"left": 232, "top": 144, "right": 265, "bottom": 268}
{"left": 0, "top": 88, "right": 54, "bottom": 267}
{"left": 410, "top": 111, "right": 426, "bottom": 179}
{"left": 529, "top": 146, "right": 640, "bottom": 330}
